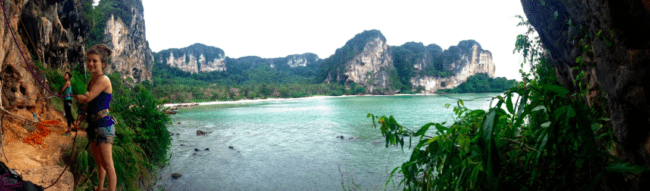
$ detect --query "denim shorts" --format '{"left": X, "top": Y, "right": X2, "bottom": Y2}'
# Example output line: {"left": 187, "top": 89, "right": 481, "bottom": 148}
{"left": 87, "top": 124, "right": 116, "bottom": 144}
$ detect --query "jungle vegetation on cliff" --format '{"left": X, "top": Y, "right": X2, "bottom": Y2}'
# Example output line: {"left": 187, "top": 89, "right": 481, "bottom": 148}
{"left": 437, "top": 73, "right": 516, "bottom": 94}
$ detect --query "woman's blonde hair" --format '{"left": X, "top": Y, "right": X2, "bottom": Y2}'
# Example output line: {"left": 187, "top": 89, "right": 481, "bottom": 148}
{"left": 86, "top": 44, "right": 113, "bottom": 69}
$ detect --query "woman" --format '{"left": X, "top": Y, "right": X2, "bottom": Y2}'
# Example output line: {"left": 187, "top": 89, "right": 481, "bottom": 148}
{"left": 58, "top": 72, "right": 74, "bottom": 134}
{"left": 76, "top": 44, "right": 116, "bottom": 191}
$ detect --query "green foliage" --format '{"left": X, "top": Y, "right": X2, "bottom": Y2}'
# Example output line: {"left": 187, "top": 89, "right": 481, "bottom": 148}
{"left": 33, "top": 59, "right": 71, "bottom": 95}
{"left": 367, "top": 16, "right": 643, "bottom": 190}
{"left": 70, "top": 70, "right": 88, "bottom": 95}
{"left": 389, "top": 69, "right": 404, "bottom": 91}
{"left": 437, "top": 73, "right": 516, "bottom": 94}
{"left": 391, "top": 42, "right": 456, "bottom": 92}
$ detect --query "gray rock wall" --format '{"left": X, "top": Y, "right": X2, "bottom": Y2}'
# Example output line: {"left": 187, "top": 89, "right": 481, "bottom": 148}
{"left": 410, "top": 44, "right": 496, "bottom": 94}
{"left": 341, "top": 37, "right": 394, "bottom": 92}
{"left": 103, "top": 7, "right": 154, "bottom": 83}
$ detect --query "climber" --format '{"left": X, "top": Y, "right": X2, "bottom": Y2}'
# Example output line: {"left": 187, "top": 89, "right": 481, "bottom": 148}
{"left": 75, "top": 44, "right": 117, "bottom": 191}
{"left": 58, "top": 71, "right": 74, "bottom": 134}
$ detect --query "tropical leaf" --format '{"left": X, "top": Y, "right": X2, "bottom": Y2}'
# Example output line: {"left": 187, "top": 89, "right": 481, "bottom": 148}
{"left": 506, "top": 94, "right": 515, "bottom": 114}
{"left": 543, "top": 84, "right": 569, "bottom": 97}
{"left": 606, "top": 162, "right": 649, "bottom": 173}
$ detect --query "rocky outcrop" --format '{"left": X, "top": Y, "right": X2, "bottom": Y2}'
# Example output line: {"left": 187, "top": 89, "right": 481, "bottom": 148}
{"left": 285, "top": 53, "right": 320, "bottom": 68}
{"left": 155, "top": 43, "right": 226, "bottom": 73}
{"left": 411, "top": 42, "right": 496, "bottom": 94}
{"left": 18, "top": 0, "right": 90, "bottom": 71}
{"left": 1, "top": 0, "right": 90, "bottom": 118}
{"left": 102, "top": 1, "right": 154, "bottom": 83}
{"left": 519, "top": 0, "right": 650, "bottom": 180}
{"left": 343, "top": 36, "right": 393, "bottom": 92}
{"left": 390, "top": 40, "right": 496, "bottom": 94}
{"left": 322, "top": 30, "right": 394, "bottom": 93}
{"left": 155, "top": 44, "right": 321, "bottom": 73}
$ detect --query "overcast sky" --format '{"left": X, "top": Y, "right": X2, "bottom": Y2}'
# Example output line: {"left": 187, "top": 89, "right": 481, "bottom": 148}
{"left": 127, "top": 0, "right": 529, "bottom": 80}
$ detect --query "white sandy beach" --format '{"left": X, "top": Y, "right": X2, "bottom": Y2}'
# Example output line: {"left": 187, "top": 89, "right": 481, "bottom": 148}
{"left": 162, "top": 93, "right": 437, "bottom": 108}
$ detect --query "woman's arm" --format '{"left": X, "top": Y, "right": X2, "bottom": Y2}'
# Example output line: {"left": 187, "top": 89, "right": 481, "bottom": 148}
{"left": 77, "top": 76, "right": 111, "bottom": 103}
{"left": 59, "top": 81, "right": 70, "bottom": 95}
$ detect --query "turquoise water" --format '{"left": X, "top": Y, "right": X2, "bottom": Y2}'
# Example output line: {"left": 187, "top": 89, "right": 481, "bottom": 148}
{"left": 158, "top": 93, "right": 501, "bottom": 191}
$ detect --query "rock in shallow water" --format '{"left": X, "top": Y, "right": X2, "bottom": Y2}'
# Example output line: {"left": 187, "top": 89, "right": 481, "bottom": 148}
{"left": 196, "top": 130, "right": 212, "bottom": 136}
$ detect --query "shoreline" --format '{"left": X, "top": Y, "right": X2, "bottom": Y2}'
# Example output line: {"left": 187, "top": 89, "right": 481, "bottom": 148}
{"left": 163, "top": 93, "right": 438, "bottom": 108}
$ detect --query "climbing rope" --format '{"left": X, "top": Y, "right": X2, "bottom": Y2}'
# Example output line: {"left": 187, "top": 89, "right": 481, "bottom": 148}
{"left": 44, "top": 116, "right": 89, "bottom": 190}
{"left": 2, "top": 89, "right": 59, "bottom": 101}
{"left": 23, "top": 120, "right": 59, "bottom": 148}
{"left": 1, "top": 1, "right": 64, "bottom": 99}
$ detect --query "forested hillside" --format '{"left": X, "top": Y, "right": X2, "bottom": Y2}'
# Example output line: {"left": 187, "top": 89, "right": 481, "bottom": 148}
{"left": 152, "top": 30, "right": 514, "bottom": 102}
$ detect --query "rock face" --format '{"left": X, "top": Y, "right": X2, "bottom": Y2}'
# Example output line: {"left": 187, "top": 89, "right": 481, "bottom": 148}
{"left": 102, "top": 1, "right": 154, "bottom": 83}
{"left": 410, "top": 41, "right": 496, "bottom": 94}
{"left": 341, "top": 36, "right": 393, "bottom": 92}
{"left": 1, "top": 0, "right": 90, "bottom": 118}
{"left": 321, "top": 30, "right": 394, "bottom": 93}
{"left": 320, "top": 31, "right": 497, "bottom": 94}
{"left": 520, "top": 0, "right": 650, "bottom": 179}
{"left": 155, "top": 43, "right": 322, "bottom": 73}
{"left": 18, "top": 0, "right": 90, "bottom": 70}
{"left": 285, "top": 53, "right": 320, "bottom": 68}
{"left": 155, "top": 43, "right": 226, "bottom": 73}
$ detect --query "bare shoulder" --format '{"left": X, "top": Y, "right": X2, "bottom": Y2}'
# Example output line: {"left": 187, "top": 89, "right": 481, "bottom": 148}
{"left": 102, "top": 75, "right": 113, "bottom": 93}
{"left": 102, "top": 75, "right": 112, "bottom": 84}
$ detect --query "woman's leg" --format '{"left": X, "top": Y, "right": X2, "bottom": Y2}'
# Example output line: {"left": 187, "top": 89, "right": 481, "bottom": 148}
{"left": 64, "top": 100, "right": 73, "bottom": 132}
{"left": 91, "top": 142, "right": 107, "bottom": 191}
{"left": 99, "top": 142, "right": 116, "bottom": 191}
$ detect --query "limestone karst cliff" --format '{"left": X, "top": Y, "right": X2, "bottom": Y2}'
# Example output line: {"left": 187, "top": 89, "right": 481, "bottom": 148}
{"left": 99, "top": 0, "right": 154, "bottom": 83}
{"left": 319, "top": 29, "right": 395, "bottom": 94}
{"left": 284, "top": 53, "right": 320, "bottom": 68}
{"left": 319, "top": 30, "right": 497, "bottom": 94}
{"left": 155, "top": 43, "right": 226, "bottom": 73}
{"left": 408, "top": 40, "right": 497, "bottom": 94}
{"left": 154, "top": 43, "right": 322, "bottom": 74}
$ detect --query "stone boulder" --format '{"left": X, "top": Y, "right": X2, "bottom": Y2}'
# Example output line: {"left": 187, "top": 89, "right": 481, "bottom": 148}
{"left": 171, "top": 173, "right": 182, "bottom": 179}
{"left": 196, "top": 130, "right": 212, "bottom": 136}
